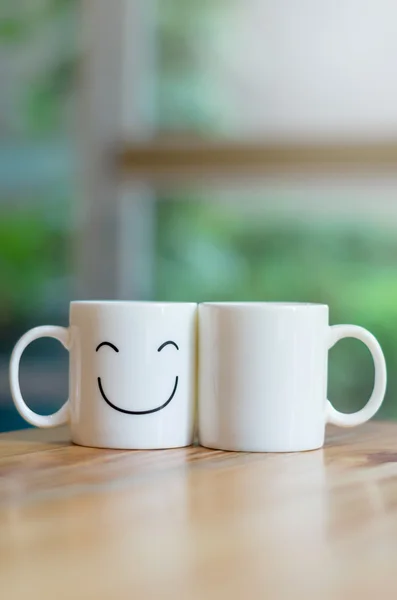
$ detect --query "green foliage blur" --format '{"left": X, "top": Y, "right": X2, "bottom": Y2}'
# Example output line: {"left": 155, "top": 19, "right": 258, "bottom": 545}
{"left": 0, "top": 1, "right": 76, "bottom": 346}
{"left": 156, "top": 199, "right": 397, "bottom": 419}
{"left": 0, "top": 0, "right": 77, "bottom": 136}
{"left": 0, "top": 205, "right": 69, "bottom": 341}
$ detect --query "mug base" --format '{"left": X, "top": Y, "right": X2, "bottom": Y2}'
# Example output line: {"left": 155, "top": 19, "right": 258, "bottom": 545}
{"left": 71, "top": 435, "right": 194, "bottom": 451}
{"left": 198, "top": 439, "right": 324, "bottom": 453}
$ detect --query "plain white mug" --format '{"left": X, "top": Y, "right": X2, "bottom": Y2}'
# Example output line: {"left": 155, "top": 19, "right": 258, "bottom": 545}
{"left": 198, "top": 302, "right": 387, "bottom": 452}
{"left": 10, "top": 301, "right": 197, "bottom": 449}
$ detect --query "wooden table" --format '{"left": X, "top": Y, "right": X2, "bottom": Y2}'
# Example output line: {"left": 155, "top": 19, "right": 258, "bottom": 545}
{"left": 1, "top": 422, "right": 397, "bottom": 600}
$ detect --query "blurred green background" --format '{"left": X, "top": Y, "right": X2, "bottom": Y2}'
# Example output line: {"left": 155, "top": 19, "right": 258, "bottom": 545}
{"left": 1, "top": 0, "right": 396, "bottom": 430}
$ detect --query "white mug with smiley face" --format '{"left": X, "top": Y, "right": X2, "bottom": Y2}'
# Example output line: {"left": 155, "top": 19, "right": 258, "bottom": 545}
{"left": 9, "top": 301, "right": 197, "bottom": 449}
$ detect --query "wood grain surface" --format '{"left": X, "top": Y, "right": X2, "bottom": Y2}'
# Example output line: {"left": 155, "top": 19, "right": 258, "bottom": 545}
{"left": 1, "top": 422, "right": 397, "bottom": 599}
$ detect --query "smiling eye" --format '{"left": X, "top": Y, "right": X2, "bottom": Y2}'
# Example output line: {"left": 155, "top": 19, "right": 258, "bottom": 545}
{"left": 157, "top": 340, "right": 179, "bottom": 352}
{"left": 96, "top": 342, "right": 119, "bottom": 353}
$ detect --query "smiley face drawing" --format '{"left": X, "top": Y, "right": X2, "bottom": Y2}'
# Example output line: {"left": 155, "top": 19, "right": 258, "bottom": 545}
{"left": 96, "top": 339, "right": 179, "bottom": 415}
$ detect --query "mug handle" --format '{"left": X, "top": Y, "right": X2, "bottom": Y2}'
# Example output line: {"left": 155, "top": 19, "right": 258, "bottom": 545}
{"left": 9, "top": 325, "right": 70, "bottom": 428}
{"left": 327, "top": 324, "right": 387, "bottom": 427}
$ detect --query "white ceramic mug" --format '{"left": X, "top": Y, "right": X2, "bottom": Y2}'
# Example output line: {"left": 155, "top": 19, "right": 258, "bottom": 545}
{"left": 198, "top": 302, "right": 387, "bottom": 452}
{"left": 10, "top": 301, "right": 197, "bottom": 449}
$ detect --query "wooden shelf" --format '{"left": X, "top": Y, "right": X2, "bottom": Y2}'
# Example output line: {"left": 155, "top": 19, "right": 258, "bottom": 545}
{"left": 117, "top": 140, "right": 397, "bottom": 180}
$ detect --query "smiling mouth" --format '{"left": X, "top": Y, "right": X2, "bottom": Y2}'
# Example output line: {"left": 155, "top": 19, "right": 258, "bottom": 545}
{"left": 97, "top": 376, "right": 179, "bottom": 415}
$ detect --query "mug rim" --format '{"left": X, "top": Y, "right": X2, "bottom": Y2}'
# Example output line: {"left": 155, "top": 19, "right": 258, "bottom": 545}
{"left": 70, "top": 300, "right": 197, "bottom": 307}
{"left": 199, "top": 302, "right": 328, "bottom": 310}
